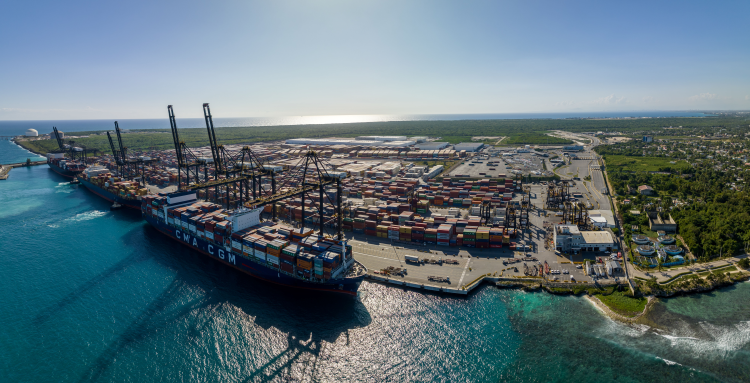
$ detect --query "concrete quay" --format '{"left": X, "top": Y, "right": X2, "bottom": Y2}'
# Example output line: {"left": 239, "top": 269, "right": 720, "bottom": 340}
{"left": 0, "top": 161, "right": 47, "bottom": 180}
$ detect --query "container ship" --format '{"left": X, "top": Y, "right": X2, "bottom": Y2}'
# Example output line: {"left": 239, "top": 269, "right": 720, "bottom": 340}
{"left": 46, "top": 153, "right": 86, "bottom": 179}
{"left": 141, "top": 191, "right": 366, "bottom": 296}
{"left": 77, "top": 166, "right": 148, "bottom": 210}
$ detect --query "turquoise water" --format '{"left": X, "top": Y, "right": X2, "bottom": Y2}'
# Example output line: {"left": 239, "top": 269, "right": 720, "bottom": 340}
{"left": 1, "top": 166, "right": 749, "bottom": 382}
{"left": 0, "top": 139, "right": 46, "bottom": 165}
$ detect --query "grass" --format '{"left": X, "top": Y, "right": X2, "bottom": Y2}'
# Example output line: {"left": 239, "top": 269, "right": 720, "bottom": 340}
{"left": 597, "top": 290, "right": 648, "bottom": 317}
{"left": 712, "top": 265, "right": 737, "bottom": 272}
{"left": 603, "top": 155, "right": 691, "bottom": 172}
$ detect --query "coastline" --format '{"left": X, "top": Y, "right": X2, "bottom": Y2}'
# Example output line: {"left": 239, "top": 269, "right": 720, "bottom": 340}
{"left": 11, "top": 137, "right": 46, "bottom": 158}
{"left": 585, "top": 294, "right": 655, "bottom": 324}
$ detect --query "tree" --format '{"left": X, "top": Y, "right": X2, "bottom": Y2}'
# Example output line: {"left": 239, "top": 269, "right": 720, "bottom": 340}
{"left": 657, "top": 257, "right": 663, "bottom": 271}
{"left": 738, "top": 258, "right": 750, "bottom": 270}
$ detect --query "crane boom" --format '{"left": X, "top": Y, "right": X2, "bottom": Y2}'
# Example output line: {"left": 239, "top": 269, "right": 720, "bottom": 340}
{"left": 52, "top": 127, "right": 65, "bottom": 151}
{"left": 167, "top": 105, "right": 184, "bottom": 168}
{"left": 203, "top": 103, "right": 223, "bottom": 174}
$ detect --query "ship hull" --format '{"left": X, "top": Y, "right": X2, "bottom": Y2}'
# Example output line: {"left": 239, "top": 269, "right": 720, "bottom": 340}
{"left": 48, "top": 162, "right": 81, "bottom": 179}
{"left": 78, "top": 177, "right": 141, "bottom": 210}
{"left": 143, "top": 214, "right": 364, "bottom": 296}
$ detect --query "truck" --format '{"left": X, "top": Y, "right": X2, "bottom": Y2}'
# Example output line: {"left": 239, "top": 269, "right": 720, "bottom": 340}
{"left": 404, "top": 255, "right": 421, "bottom": 264}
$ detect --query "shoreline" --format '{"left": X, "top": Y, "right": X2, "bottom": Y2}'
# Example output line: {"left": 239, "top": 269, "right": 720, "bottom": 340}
{"left": 10, "top": 137, "right": 47, "bottom": 158}
{"left": 585, "top": 294, "right": 655, "bottom": 324}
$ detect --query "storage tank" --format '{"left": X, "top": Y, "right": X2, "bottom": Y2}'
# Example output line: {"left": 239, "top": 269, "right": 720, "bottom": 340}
{"left": 25, "top": 129, "right": 38, "bottom": 137}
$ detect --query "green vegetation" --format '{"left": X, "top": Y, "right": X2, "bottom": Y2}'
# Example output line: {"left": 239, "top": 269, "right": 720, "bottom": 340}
{"left": 597, "top": 291, "right": 648, "bottom": 317}
{"left": 602, "top": 155, "right": 690, "bottom": 172}
{"left": 738, "top": 258, "right": 750, "bottom": 270}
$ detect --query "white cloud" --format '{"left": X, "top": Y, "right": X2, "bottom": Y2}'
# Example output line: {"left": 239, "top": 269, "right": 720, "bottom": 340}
{"left": 688, "top": 92, "right": 716, "bottom": 101}
{"left": 642, "top": 96, "right": 653, "bottom": 103}
{"left": 745, "top": 95, "right": 749, "bottom": 101}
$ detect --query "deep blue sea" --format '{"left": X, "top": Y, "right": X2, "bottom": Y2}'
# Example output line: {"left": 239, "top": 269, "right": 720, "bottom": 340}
{"left": 1, "top": 165, "right": 749, "bottom": 382}
{"left": 0, "top": 111, "right": 714, "bottom": 135}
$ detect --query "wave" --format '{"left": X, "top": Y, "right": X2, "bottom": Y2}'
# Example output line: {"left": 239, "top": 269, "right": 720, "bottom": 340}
{"left": 655, "top": 356, "right": 684, "bottom": 366}
{"left": 63, "top": 210, "right": 108, "bottom": 223}
{"left": 54, "top": 181, "right": 75, "bottom": 194}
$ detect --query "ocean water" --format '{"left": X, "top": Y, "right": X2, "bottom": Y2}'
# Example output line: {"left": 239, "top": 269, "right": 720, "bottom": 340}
{"left": 0, "top": 111, "right": 713, "bottom": 136}
{"left": 0, "top": 139, "right": 46, "bottom": 165}
{"left": 1, "top": 165, "right": 749, "bottom": 382}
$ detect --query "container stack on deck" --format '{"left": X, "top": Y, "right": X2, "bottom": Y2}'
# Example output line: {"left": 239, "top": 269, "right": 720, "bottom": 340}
{"left": 142, "top": 195, "right": 354, "bottom": 281}
{"left": 81, "top": 170, "right": 149, "bottom": 199}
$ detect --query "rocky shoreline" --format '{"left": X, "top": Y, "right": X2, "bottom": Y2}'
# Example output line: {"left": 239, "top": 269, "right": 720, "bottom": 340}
{"left": 496, "top": 273, "right": 750, "bottom": 325}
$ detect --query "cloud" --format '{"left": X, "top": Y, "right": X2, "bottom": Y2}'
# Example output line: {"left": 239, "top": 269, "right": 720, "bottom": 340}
{"left": 642, "top": 96, "right": 653, "bottom": 103}
{"left": 746, "top": 95, "right": 749, "bottom": 101}
{"left": 592, "top": 94, "right": 626, "bottom": 105}
{"left": 688, "top": 92, "right": 716, "bottom": 101}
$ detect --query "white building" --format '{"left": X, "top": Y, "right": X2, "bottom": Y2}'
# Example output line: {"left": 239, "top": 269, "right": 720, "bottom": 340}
{"left": 355, "top": 136, "right": 407, "bottom": 142}
{"left": 424, "top": 165, "right": 444, "bottom": 179}
{"left": 553, "top": 225, "right": 614, "bottom": 253}
{"left": 589, "top": 216, "right": 608, "bottom": 229}
{"left": 285, "top": 138, "right": 414, "bottom": 147}
{"left": 25, "top": 129, "right": 39, "bottom": 137}
{"left": 416, "top": 142, "right": 450, "bottom": 150}
{"left": 588, "top": 210, "right": 616, "bottom": 228}
{"left": 454, "top": 142, "right": 484, "bottom": 152}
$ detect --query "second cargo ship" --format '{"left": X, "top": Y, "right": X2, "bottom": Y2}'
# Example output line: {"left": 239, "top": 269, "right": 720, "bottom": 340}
{"left": 77, "top": 165, "right": 148, "bottom": 210}
{"left": 46, "top": 153, "right": 86, "bottom": 179}
{"left": 141, "top": 191, "right": 367, "bottom": 296}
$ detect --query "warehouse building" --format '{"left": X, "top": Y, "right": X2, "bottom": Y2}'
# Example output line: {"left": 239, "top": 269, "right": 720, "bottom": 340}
{"left": 453, "top": 142, "right": 484, "bottom": 152}
{"left": 355, "top": 136, "right": 407, "bottom": 142}
{"left": 286, "top": 138, "right": 415, "bottom": 147}
{"left": 553, "top": 225, "right": 615, "bottom": 253}
{"left": 416, "top": 141, "right": 450, "bottom": 150}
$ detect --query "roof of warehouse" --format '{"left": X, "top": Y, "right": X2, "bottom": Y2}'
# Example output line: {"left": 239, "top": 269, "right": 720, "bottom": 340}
{"left": 581, "top": 231, "right": 614, "bottom": 244}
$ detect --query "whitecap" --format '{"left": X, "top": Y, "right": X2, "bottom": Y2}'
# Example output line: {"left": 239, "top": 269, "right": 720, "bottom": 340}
{"left": 656, "top": 356, "right": 683, "bottom": 366}
{"left": 64, "top": 210, "right": 108, "bottom": 222}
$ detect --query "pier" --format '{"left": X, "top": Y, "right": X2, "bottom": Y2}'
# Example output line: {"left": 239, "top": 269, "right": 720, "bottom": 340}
{"left": 0, "top": 161, "right": 47, "bottom": 180}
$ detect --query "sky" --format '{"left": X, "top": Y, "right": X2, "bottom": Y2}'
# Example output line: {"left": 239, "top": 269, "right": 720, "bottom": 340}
{"left": 1, "top": 0, "right": 749, "bottom": 120}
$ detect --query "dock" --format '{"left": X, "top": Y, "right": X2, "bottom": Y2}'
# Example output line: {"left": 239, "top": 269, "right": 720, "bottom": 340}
{"left": 0, "top": 161, "right": 47, "bottom": 180}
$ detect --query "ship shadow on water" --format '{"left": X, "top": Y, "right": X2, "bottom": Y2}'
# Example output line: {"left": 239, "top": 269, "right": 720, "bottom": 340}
{"left": 76, "top": 224, "right": 371, "bottom": 383}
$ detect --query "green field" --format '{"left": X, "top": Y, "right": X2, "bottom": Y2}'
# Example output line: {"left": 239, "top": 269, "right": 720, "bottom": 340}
{"left": 603, "top": 155, "right": 690, "bottom": 172}
{"left": 597, "top": 291, "right": 648, "bottom": 317}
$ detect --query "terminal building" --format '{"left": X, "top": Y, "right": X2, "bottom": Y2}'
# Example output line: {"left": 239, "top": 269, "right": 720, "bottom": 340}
{"left": 553, "top": 225, "right": 615, "bottom": 253}
{"left": 416, "top": 141, "right": 450, "bottom": 150}
{"left": 286, "top": 138, "right": 415, "bottom": 147}
{"left": 453, "top": 142, "right": 484, "bottom": 152}
{"left": 355, "top": 136, "right": 407, "bottom": 142}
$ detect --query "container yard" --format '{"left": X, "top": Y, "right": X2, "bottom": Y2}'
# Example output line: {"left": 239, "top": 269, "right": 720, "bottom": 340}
{"left": 37, "top": 104, "right": 624, "bottom": 294}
